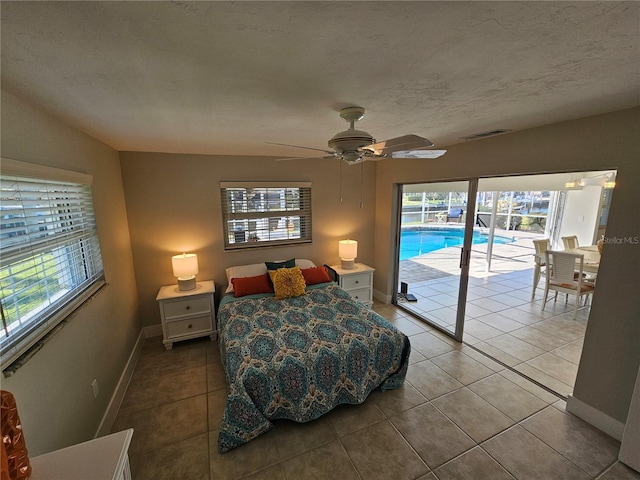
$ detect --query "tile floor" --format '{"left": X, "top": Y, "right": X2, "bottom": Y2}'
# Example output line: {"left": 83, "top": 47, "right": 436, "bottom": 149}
{"left": 398, "top": 229, "right": 591, "bottom": 397}
{"left": 111, "top": 301, "right": 638, "bottom": 480}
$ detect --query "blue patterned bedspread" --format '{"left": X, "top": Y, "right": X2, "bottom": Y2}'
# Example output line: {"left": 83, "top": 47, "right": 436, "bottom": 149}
{"left": 216, "top": 283, "right": 410, "bottom": 452}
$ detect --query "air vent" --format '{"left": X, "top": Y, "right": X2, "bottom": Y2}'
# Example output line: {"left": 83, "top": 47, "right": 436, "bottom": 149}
{"left": 461, "top": 129, "right": 511, "bottom": 140}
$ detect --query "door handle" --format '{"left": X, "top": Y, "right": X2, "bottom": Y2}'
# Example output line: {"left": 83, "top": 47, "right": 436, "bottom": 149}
{"left": 459, "top": 248, "right": 470, "bottom": 268}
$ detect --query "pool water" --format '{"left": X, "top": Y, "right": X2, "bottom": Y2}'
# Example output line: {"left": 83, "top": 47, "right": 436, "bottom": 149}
{"left": 400, "top": 228, "right": 514, "bottom": 260}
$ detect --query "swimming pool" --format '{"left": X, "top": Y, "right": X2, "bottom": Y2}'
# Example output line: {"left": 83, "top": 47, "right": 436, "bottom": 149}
{"left": 399, "top": 228, "right": 514, "bottom": 260}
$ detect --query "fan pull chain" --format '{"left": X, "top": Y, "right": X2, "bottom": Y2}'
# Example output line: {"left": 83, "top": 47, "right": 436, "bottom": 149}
{"left": 339, "top": 159, "right": 343, "bottom": 202}
{"left": 360, "top": 161, "right": 364, "bottom": 208}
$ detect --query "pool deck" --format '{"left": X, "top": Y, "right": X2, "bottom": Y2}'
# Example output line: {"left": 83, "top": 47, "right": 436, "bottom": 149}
{"left": 395, "top": 224, "right": 590, "bottom": 397}
{"left": 399, "top": 224, "right": 542, "bottom": 284}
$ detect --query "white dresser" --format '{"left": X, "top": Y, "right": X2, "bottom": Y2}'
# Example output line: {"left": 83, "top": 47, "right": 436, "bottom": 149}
{"left": 156, "top": 280, "right": 216, "bottom": 349}
{"left": 30, "top": 428, "right": 133, "bottom": 480}
{"left": 330, "top": 263, "right": 375, "bottom": 308}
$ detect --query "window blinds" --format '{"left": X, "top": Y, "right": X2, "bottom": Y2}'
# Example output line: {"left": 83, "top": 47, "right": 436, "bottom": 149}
{"left": 1, "top": 159, "right": 105, "bottom": 370}
{"left": 220, "top": 182, "right": 312, "bottom": 250}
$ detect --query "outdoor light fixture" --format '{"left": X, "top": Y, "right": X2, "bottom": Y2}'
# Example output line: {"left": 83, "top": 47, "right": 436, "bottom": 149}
{"left": 604, "top": 173, "right": 616, "bottom": 189}
{"left": 338, "top": 239, "right": 358, "bottom": 269}
{"left": 172, "top": 253, "right": 199, "bottom": 291}
{"left": 564, "top": 177, "right": 584, "bottom": 190}
{"left": 576, "top": 172, "right": 616, "bottom": 189}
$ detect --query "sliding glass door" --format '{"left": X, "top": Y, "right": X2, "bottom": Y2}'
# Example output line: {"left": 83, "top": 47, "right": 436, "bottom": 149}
{"left": 394, "top": 180, "right": 478, "bottom": 340}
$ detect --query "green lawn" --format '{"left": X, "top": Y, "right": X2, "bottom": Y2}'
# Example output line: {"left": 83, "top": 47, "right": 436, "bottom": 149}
{"left": 0, "top": 253, "right": 64, "bottom": 324}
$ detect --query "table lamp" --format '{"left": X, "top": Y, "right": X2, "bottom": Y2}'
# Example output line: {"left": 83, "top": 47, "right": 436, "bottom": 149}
{"left": 172, "top": 253, "right": 199, "bottom": 291}
{"left": 338, "top": 239, "right": 358, "bottom": 269}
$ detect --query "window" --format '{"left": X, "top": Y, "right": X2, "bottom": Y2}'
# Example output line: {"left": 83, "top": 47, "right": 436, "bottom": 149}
{"left": 1, "top": 159, "right": 105, "bottom": 371}
{"left": 220, "top": 182, "right": 312, "bottom": 250}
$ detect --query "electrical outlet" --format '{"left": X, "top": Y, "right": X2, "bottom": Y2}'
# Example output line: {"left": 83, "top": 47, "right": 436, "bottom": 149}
{"left": 91, "top": 379, "right": 99, "bottom": 398}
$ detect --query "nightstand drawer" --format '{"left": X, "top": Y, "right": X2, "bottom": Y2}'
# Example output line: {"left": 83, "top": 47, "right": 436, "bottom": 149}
{"left": 341, "top": 273, "right": 371, "bottom": 290}
{"left": 163, "top": 296, "right": 211, "bottom": 319}
{"left": 348, "top": 287, "right": 371, "bottom": 303}
{"left": 166, "top": 315, "right": 212, "bottom": 338}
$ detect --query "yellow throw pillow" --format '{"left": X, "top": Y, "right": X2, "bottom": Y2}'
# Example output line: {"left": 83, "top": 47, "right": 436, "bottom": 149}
{"left": 269, "top": 266, "right": 306, "bottom": 300}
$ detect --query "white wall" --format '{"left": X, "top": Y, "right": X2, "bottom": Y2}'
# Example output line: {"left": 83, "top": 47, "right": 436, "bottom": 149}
{"left": 0, "top": 89, "right": 141, "bottom": 455}
{"left": 559, "top": 186, "right": 603, "bottom": 247}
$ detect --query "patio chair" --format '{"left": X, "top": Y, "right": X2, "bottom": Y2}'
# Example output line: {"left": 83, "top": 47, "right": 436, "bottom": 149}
{"left": 446, "top": 208, "right": 464, "bottom": 223}
{"left": 562, "top": 235, "right": 579, "bottom": 250}
{"left": 531, "top": 239, "right": 550, "bottom": 300}
{"left": 542, "top": 250, "right": 594, "bottom": 320}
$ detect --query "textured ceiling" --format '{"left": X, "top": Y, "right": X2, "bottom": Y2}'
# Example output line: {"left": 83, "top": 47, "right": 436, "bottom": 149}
{"left": 1, "top": 1, "right": 639, "bottom": 157}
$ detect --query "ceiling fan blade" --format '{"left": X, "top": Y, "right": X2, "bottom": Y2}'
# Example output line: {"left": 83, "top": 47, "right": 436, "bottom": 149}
{"left": 363, "top": 134, "right": 434, "bottom": 155}
{"left": 274, "top": 156, "right": 316, "bottom": 162}
{"left": 266, "top": 141, "right": 334, "bottom": 155}
{"left": 392, "top": 149, "right": 447, "bottom": 159}
{"left": 274, "top": 155, "right": 335, "bottom": 162}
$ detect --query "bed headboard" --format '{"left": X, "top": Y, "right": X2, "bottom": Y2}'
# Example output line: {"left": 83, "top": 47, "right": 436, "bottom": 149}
{"left": 324, "top": 264, "right": 338, "bottom": 283}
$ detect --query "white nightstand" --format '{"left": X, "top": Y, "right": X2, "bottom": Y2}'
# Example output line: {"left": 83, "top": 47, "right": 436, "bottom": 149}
{"left": 30, "top": 428, "right": 133, "bottom": 480}
{"left": 330, "top": 263, "right": 375, "bottom": 308}
{"left": 156, "top": 280, "right": 216, "bottom": 350}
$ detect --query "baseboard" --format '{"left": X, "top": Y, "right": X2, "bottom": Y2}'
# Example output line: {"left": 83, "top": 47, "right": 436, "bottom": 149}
{"left": 566, "top": 395, "right": 625, "bottom": 441}
{"left": 143, "top": 324, "right": 162, "bottom": 338}
{"left": 94, "top": 330, "right": 144, "bottom": 438}
{"left": 373, "top": 288, "right": 391, "bottom": 304}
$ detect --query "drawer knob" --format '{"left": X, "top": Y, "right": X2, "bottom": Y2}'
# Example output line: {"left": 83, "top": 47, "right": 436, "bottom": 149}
{"left": 188, "top": 324, "right": 193, "bottom": 329}
{"left": 185, "top": 306, "right": 191, "bottom": 310}
{"left": 355, "top": 280, "right": 359, "bottom": 284}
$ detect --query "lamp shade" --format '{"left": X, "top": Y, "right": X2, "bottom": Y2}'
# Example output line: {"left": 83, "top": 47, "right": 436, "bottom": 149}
{"left": 339, "top": 240, "right": 358, "bottom": 269}
{"left": 172, "top": 253, "right": 199, "bottom": 288}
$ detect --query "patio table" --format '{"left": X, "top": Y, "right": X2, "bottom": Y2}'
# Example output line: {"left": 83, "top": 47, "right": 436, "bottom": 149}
{"left": 566, "top": 245, "right": 600, "bottom": 274}
{"left": 535, "top": 245, "right": 600, "bottom": 274}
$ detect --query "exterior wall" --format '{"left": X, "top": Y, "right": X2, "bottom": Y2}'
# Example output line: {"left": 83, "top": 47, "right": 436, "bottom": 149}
{"left": 118, "top": 152, "right": 377, "bottom": 330}
{"left": 0, "top": 90, "right": 140, "bottom": 455}
{"left": 373, "top": 107, "right": 640, "bottom": 431}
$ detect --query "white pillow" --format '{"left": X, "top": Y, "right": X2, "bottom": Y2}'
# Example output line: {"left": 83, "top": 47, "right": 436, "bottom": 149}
{"left": 224, "top": 259, "right": 316, "bottom": 293}
{"left": 295, "top": 259, "right": 316, "bottom": 269}
{"left": 224, "top": 263, "right": 268, "bottom": 293}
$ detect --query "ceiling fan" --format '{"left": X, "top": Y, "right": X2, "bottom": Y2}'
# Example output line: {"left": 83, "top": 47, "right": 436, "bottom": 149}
{"left": 269, "top": 106, "right": 446, "bottom": 165}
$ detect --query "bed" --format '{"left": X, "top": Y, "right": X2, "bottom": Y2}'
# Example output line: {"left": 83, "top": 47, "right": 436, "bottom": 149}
{"left": 216, "top": 259, "right": 411, "bottom": 452}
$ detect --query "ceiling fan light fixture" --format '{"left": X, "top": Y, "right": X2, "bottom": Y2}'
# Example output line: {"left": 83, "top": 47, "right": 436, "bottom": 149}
{"left": 342, "top": 151, "right": 363, "bottom": 164}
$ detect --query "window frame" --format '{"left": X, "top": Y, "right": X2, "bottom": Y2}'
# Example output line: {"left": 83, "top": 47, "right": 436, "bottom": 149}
{"left": 220, "top": 181, "right": 312, "bottom": 250}
{"left": 1, "top": 158, "right": 106, "bottom": 373}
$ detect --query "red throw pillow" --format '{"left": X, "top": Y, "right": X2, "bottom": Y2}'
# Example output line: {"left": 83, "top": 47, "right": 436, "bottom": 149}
{"left": 301, "top": 266, "right": 332, "bottom": 285}
{"left": 231, "top": 273, "right": 274, "bottom": 297}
